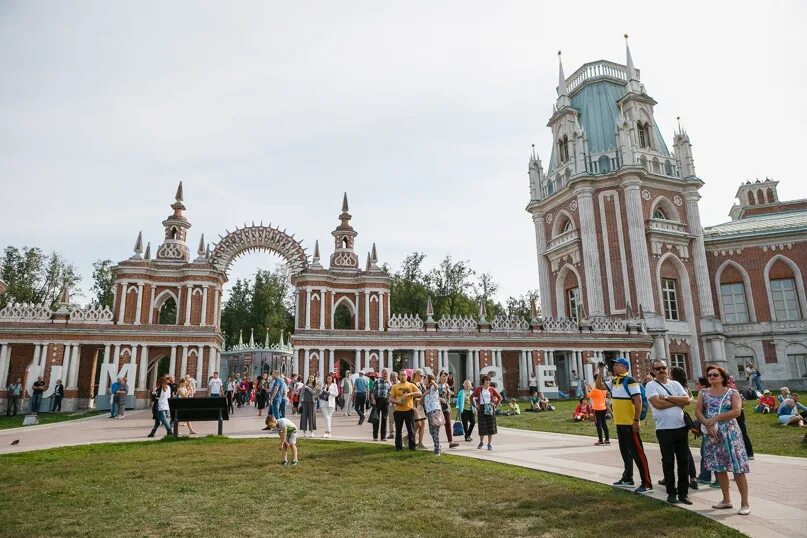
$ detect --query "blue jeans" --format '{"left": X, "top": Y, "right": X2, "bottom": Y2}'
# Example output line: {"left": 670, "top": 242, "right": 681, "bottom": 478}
{"left": 752, "top": 377, "right": 762, "bottom": 392}
{"left": 272, "top": 398, "right": 284, "bottom": 419}
{"left": 150, "top": 410, "right": 172, "bottom": 435}
{"left": 30, "top": 393, "right": 42, "bottom": 414}
{"left": 110, "top": 400, "right": 118, "bottom": 418}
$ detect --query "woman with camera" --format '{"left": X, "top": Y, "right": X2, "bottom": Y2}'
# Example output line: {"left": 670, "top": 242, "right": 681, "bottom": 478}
{"left": 472, "top": 375, "right": 502, "bottom": 450}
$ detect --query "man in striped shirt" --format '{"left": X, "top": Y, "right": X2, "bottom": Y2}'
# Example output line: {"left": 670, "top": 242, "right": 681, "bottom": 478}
{"left": 596, "top": 358, "right": 653, "bottom": 494}
{"left": 371, "top": 369, "right": 392, "bottom": 441}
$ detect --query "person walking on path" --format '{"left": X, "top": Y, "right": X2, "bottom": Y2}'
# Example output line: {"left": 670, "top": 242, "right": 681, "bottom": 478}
{"left": 319, "top": 373, "right": 339, "bottom": 438}
{"left": 108, "top": 377, "right": 121, "bottom": 418}
{"left": 423, "top": 374, "right": 444, "bottom": 455}
{"left": 115, "top": 376, "right": 129, "bottom": 418}
{"left": 6, "top": 378, "right": 22, "bottom": 416}
{"left": 456, "top": 379, "right": 475, "bottom": 442}
{"left": 51, "top": 379, "right": 65, "bottom": 412}
{"left": 390, "top": 369, "right": 420, "bottom": 451}
{"left": 299, "top": 374, "right": 318, "bottom": 437}
{"left": 256, "top": 376, "right": 268, "bottom": 417}
{"left": 645, "top": 359, "right": 692, "bottom": 505}
{"left": 341, "top": 372, "right": 353, "bottom": 416}
{"left": 269, "top": 371, "right": 287, "bottom": 419}
{"left": 386, "top": 372, "right": 398, "bottom": 439}
{"left": 353, "top": 371, "right": 369, "bottom": 425}
{"left": 437, "top": 371, "right": 459, "bottom": 448}
{"left": 411, "top": 369, "right": 428, "bottom": 449}
{"left": 695, "top": 365, "right": 751, "bottom": 515}
{"left": 208, "top": 372, "right": 223, "bottom": 398}
{"left": 371, "top": 369, "right": 392, "bottom": 441}
{"left": 176, "top": 378, "right": 197, "bottom": 434}
{"left": 472, "top": 375, "right": 502, "bottom": 450}
{"left": 226, "top": 376, "right": 236, "bottom": 414}
{"left": 587, "top": 377, "right": 610, "bottom": 445}
{"left": 147, "top": 376, "right": 173, "bottom": 438}
{"left": 595, "top": 358, "right": 653, "bottom": 494}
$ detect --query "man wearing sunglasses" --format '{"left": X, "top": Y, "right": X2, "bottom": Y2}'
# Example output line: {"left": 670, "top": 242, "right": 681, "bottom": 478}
{"left": 645, "top": 359, "right": 693, "bottom": 505}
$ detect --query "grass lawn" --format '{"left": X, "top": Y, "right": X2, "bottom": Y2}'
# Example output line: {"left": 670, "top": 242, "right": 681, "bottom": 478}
{"left": 0, "top": 410, "right": 106, "bottom": 430}
{"left": 497, "top": 399, "right": 807, "bottom": 458}
{"left": 0, "top": 438, "right": 743, "bottom": 538}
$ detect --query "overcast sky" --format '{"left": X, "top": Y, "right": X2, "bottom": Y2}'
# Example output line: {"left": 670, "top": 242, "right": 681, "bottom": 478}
{"left": 2, "top": 1, "right": 806, "bottom": 304}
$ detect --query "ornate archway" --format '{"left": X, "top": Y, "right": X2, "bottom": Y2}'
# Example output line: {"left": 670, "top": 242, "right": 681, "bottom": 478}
{"left": 209, "top": 224, "right": 309, "bottom": 275}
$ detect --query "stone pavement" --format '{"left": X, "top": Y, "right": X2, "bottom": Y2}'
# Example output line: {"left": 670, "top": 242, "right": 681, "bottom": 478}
{"left": 1, "top": 407, "right": 805, "bottom": 538}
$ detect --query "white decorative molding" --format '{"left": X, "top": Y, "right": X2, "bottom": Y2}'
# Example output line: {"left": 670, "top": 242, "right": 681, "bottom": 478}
{"left": 332, "top": 251, "right": 359, "bottom": 267}
{"left": 641, "top": 189, "right": 651, "bottom": 201}
{"left": 69, "top": 305, "right": 114, "bottom": 323}
{"left": 569, "top": 200, "right": 578, "bottom": 211}
{"left": 209, "top": 225, "right": 308, "bottom": 275}
{"left": 437, "top": 315, "right": 477, "bottom": 331}
{"left": 156, "top": 242, "right": 186, "bottom": 261}
{"left": 711, "top": 248, "right": 744, "bottom": 257}
{"left": 589, "top": 316, "right": 627, "bottom": 333}
{"left": 490, "top": 315, "right": 530, "bottom": 332}
{"left": 673, "top": 195, "right": 683, "bottom": 206}
{"left": 761, "top": 243, "right": 794, "bottom": 253}
{"left": 542, "top": 316, "right": 579, "bottom": 332}
{"left": 387, "top": 313, "right": 424, "bottom": 331}
{"left": 0, "top": 302, "right": 53, "bottom": 322}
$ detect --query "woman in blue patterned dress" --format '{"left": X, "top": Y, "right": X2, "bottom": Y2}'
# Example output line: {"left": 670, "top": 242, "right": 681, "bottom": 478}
{"left": 695, "top": 365, "right": 750, "bottom": 516}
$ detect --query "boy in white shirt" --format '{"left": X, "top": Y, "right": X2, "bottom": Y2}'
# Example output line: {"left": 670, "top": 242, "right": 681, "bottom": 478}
{"left": 266, "top": 415, "right": 299, "bottom": 465}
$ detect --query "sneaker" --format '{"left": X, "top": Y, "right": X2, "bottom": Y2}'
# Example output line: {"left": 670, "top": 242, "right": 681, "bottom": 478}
{"left": 634, "top": 486, "right": 652, "bottom": 495}
{"left": 667, "top": 495, "right": 680, "bottom": 504}
{"left": 604, "top": 440, "right": 611, "bottom": 445}
{"left": 612, "top": 479, "right": 634, "bottom": 487}
{"left": 280, "top": 460, "right": 288, "bottom": 465}
{"left": 594, "top": 441, "right": 605, "bottom": 446}
{"left": 291, "top": 460, "right": 298, "bottom": 466}
{"left": 147, "top": 432, "right": 155, "bottom": 438}
{"left": 678, "top": 496, "right": 693, "bottom": 505}
{"left": 449, "top": 442, "right": 459, "bottom": 448}
{"left": 465, "top": 437, "right": 472, "bottom": 442}
{"left": 709, "top": 482, "right": 721, "bottom": 489}
{"left": 696, "top": 478, "right": 711, "bottom": 485}
{"left": 738, "top": 506, "right": 751, "bottom": 515}
{"left": 477, "top": 442, "right": 484, "bottom": 449}
{"left": 487, "top": 444, "right": 493, "bottom": 450}
{"left": 689, "top": 479, "right": 699, "bottom": 490}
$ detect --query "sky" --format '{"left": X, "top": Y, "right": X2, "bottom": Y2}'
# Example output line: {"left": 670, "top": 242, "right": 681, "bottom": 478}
{"left": 2, "top": 1, "right": 806, "bottom": 305}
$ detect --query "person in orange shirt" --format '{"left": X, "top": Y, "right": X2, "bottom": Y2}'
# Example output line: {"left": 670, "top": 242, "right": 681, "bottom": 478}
{"left": 755, "top": 390, "right": 776, "bottom": 414}
{"left": 587, "top": 377, "right": 610, "bottom": 445}
{"left": 573, "top": 398, "right": 592, "bottom": 421}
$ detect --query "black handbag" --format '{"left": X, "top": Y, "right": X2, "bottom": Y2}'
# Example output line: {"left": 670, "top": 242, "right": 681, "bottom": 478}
{"left": 319, "top": 390, "right": 330, "bottom": 401}
{"left": 368, "top": 407, "right": 379, "bottom": 424}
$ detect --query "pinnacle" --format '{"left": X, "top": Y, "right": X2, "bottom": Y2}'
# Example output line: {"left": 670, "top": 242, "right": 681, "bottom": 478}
{"left": 175, "top": 181, "right": 184, "bottom": 202}
{"left": 342, "top": 192, "right": 349, "bottom": 213}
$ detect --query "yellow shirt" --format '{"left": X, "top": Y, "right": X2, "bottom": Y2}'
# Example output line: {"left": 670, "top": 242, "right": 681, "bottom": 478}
{"left": 607, "top": 374, "right": 641, "bottom": 426}
{"left": 390, "top": 381, "right": 419, "bottom": 412}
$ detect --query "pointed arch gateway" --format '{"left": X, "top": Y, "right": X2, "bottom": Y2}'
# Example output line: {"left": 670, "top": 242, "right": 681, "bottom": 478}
{"left": 209, "top": 225, "right": 309, "bottom": 275}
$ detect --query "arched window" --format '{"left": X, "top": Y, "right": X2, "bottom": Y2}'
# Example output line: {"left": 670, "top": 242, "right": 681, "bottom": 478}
{"left": 747, "top": 191, "right": 755, "bottom": 205}
{"left": 567, "top": 287, "right": 581, "bottom": 321}
{"left": 333, "top": 301, "right": 353, "bottom": 329}
{"left": 342, "top": 237, "right": 349, "bottom": 249}
{"left": 766, "top": 188, "right": 775, "bottom": 203}
{"left": 171, "top": 227, "right": 178, "bottom": 240}
{"left": 562, "top": 219, "right": 573, "bottom": 233}
{"left": 558, "top": 135, "right": 570, "bottom": 163}
{"left": 637, "top": 122, "right": 651, "bottom": 149}
{"left": 597, "top": 154, "right": 611, "bottom": 173}
{"left": 652, "top": 207, "right": 668, "bottom": 220}
{"left": 720, "top": 282, "right": 749, "bottom": 323}
{"left": 664, "top": 160, "right": 673, "bottom": 176}
{"left": 756, "top": 190, "right": 765, "bottom": 205}
{"left": 158, "top": 297, "right": 178, "bottom": 325}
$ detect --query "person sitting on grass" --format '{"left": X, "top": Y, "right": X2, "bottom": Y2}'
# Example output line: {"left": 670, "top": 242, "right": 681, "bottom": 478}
{"left": 777, "top": 399, "right": 806, "bottom": 427}
{"left": 755, "top": 390, "right": 776, "bottom": 413}
{"left": 792, "top": 393, "right": 807, "bottom": 420}
{"left": 539, "top": 392, "right": 555, "bottom": 411}
{"left": 573, "top": 397, "right": 592, "bottom": 421}
{"left": 266, "top": 415, "right": 299, "bottom": 465}
{"left": 497, "top": 398, "right": 521, "bottom": 416}
{"left": 527, "top": 391, "right": 541, "bottom": 412}
{"left": 777, "top": 387, "right": 791, "bottom": 409}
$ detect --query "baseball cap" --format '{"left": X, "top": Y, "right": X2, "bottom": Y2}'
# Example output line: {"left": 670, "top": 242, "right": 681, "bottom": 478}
{"left": 614, "top": 358, "right": 630, "bottom": 369}
{"left": 763, "top": 389, "right": 770, "bottom": 394}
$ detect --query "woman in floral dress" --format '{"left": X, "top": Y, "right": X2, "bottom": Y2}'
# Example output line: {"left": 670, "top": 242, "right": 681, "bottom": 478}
{"left": 695, "top": 365, "right": 750, "bottom": 515}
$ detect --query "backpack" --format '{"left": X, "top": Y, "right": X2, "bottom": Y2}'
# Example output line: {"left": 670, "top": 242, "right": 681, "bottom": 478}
{"left": 623, "top": 377, "right": 649, "bottom": 421}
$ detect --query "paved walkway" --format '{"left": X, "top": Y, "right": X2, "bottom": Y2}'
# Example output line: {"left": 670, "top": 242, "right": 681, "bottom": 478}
{"left": 1, "top": 408, "right": 805, "bottom": 537}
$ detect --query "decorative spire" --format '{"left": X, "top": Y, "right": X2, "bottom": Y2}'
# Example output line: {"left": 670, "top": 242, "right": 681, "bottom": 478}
{"left": 530, "top": 297, "right": 538, "bottom": 321}
{"left": 249, "top": 328, "right": 255, "bottom": 348}
{"left": 425, "top": 295, "right": 435, "bottom": 322}
{"left": 130, "top": 231, "right": 144, "bottom": 260}
{"left": 280, "top": 329, "right": 285, "bottom": 346}
{"left": 175, "top": 181, "right": 184, "bottom": 203}
{"left": 238, "top": 329, "right": 244, "bottom": 346}
{"left": 371, "top": 242, "right": 378, "bottom": 263}
{"left": 311, "top": 239, "right": 322, "bottom": 268}
{"left": 624, "top": 34, "right": 643, "bottom": 94}
{"left": 330, "top": 192, "right": 359, "bottom": 270}
{"left": 556, "top": 50, "right": 571, "bottom": 109}
{"left": 144, "top": 242, "right": 151, "bottom": 260}
{"left": 264, "top": 329, "right": 270, "bottom": 348}
{"left": 365, "top": 252, "right": 372, "bottom": 271}
{"left": 478, "top": 299, "right": 488, "bottom": 323}
{"left": 342, "top": 192, "right": 349, "bottom": 213}
{"left": 55, "top": 282, "right": 71, "bottom": 314}
{"left": 157, "top": 182, "right": 192, "bottom": 262}
{"left": 194, "top": 234, "right": 206, "bottom": 261}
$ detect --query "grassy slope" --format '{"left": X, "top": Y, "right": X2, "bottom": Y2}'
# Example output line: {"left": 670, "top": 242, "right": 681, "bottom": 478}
{"left": 0, "top": 438, "right": 743, "bottom": 538}
{"left": 0, "top": 410, "right": 105, "bottom": 430}
{"left": 496, "top": 399, "right": 807, "bottom": 458}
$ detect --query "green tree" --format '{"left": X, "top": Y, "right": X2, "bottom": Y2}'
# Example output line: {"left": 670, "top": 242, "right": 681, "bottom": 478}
{"left": 90, "top": 259, "right": 115, "bottom": 308}
{"left": 389, "top": 252, "right": 430, "bottom": 318}
{"left": 0, "top": 246, "right": 81, "bottom": 308}
{"left": 504, "top": 290, "right": 540, "bottom": 321}
{"left": 426, "top": 255, "right": 477, "bottom": 317}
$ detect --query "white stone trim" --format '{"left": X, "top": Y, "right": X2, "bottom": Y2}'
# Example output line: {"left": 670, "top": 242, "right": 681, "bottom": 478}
{"left": 655, "top": 252, "right": 702, "bottom": 375}
{"left": 763, "top": 254, "right": 807, "bottom": 321}
{"left": 554, "top": 263, "right": 582, "bottom": 318}
{"left": 598, "top": 190, "right": 630, "bottom": 314}
{"left": 714, "top": 259, "right": 758, "bottom": 323}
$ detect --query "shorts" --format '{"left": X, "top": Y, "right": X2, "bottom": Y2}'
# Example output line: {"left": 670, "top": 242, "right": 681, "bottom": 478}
{"left": 285, "top": 431, "right": 298, "bottom": 445}
{"left": 413, "top": 405, "right": 426, "bottom": 421}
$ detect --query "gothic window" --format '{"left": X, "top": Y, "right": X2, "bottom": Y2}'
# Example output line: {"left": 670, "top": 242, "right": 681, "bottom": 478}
{"left": 664, "top": 160, "right": 673, "bottom": 176}
{"left": 662, "top": 278, "right": 679, "bottom": 321}
{"left": 767, "top": 188, "right": 775, "bottom": 203}
{"left": 158, "top": 296, "right": 178, "bottom": 325}
{"left": 756, "top": 190, "right": 765, "bottom": 205}
{"left": 720, "top": 282, "right": 749, "bottom": 323}
{"left": 791, "top": 354, "right": 807, "bottom": 378}
{"left": 598, "top": 155, "right": 611, "bottom": 173}
{"left": 670, "top": 353, "right": 688, "bottom": 377}
{"left": 171, "top": 227, "right": 178, "bottom": 240}
{"left": 637, "top": 122, "right": 651, "bottom": 149}
{"left": 342, "top": 237, "right": 349, "bottom": 249}
{"left": 333, "top": 302, "right": 353, "bottom": 329}
{"left": 770, "top": 278, "right": 801, "bottom": 320}
{"left": 567, "top": 287, "right": 580, "bottom": 321}
{"left": 652, "top": 207, "right": 668, "bottom": 220}
{"left": 561, "top": 219, "right": 573, "bottom": 233}
{"left": 558, "top": 135, "right": 570, "bottom": 163}
{"left": 747, "top": 191, "right": 755, "bottom": 205}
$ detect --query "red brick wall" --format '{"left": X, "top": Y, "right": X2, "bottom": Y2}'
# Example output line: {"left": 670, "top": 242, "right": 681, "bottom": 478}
{"left": 124, "top": 288, "right": 138, "bottom": 323}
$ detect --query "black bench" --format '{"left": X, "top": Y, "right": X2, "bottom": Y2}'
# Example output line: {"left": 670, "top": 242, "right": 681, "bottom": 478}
{"left": 169, "top": 397, "right": 229, "bottom": 437}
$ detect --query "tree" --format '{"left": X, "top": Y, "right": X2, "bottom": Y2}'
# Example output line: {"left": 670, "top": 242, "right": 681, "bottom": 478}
{"left": 389, "top": 252, "right": 430, "bottom": 318}
{"left": 504, "top": 290, "right": 541, "bottom": 321}
{"left": 90, "top": 259, "right": 115, "bottom": 308}
{"left": 426, "top": 255, "right": 477, "bottom": 317}
{"left": 0, "top": 246, "right": 81, "bottom": 308}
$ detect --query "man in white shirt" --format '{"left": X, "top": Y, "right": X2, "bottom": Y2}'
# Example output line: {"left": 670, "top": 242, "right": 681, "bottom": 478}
{"left": 208, "top": 372, "right": 223, "bottom": 397}
{"left": 185, "top": 374, "right": 197, "bottom": 396}
{"left": 645, "top": 359, "right": 692, "bottom": 505}
{"left": 341, "top": 372, "right": 353, "bottom": 416}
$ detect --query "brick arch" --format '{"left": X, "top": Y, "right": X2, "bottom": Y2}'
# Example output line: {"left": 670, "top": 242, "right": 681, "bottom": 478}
{"left": 714, "top": 259, "right": 757, "bottom": 323}
{"left": 764, "top": 254, "right": 806, "bottom": 321}
{"left": 555, "top": 263, "right": 582, "bottom": 318}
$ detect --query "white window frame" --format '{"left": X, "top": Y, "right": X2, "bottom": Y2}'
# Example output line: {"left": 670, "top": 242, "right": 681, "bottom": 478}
{"left": 670, "top": 353, "right": 687, "bottom": 375}
{"left": 567, "top": 287, "right": 580, "bottom": 321}
{"left": 771, "top": 278, "right": 800, "bottom": 321}
{"left": 720, "top": 282, "right": 749, "bottom": 324}
{"left": 789, "top": 354, "right": 807, "bottom": 378}
{"left": 662, "top": 278, "right": 679, "bottom": 321}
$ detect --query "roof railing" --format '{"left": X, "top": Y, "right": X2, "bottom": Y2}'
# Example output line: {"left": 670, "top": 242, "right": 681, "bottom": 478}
{"left": 565, "top": 60, "right": 637, "bottom": 95}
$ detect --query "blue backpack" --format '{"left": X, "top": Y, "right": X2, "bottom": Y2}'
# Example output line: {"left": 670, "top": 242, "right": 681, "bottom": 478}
{"left": 622, "top": 377, "right": 649, "bottom": 421}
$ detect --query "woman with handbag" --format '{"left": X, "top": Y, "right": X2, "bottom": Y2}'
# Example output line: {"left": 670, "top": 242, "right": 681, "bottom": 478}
{"left": 299, "top": 374, "right": 319, "bottom": 437}
{"left": 320, "top": 373, "right": 339, "bottom": 438}
{"left": 473, "top": 375, "right": 502, "bottom": 450}
{"left": 695, "top": 365, "right": 751, "bottom": 515}
{"left": 411, "top": 369, "right": 428, "bottom": 449}
{"left": 438, "top": 371, "right": 460, "bottom": 448}
{"left": 423, "top": 374, "right": 444, "bottom": 455}
{"left": 456, "top": 379, "right": 476, "bottom": 442}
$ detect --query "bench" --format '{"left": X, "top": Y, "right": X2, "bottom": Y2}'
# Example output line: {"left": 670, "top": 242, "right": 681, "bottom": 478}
{"left": 169, "top": 397, "right": 229, "bottom": 437}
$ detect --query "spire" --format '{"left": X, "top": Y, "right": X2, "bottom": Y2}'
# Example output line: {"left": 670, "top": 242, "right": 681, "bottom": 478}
{"left": 556, "top": 51, "right": 571, "bottom": 109}
{"left": 130, "top": 231, "right": 144, "bottom": 260}
{"left": 341, "top": 192, "right": 349, "bottom": 213}
{"left": 530, "top": 297, "right": 538, "bottom": 321}
{"left": 330, "top": 192, "right": 359, "bottom": 270}
{"left": 55, "top": 282, "right": 71, "bottom": 314}
{"left": 426, "top": 295, "right": 435, "bottom": 322}
{"left": 175, "top": 181, "right": 184, "bottom": 203}
{"left": 311, "top": 239, "right": 322, "bottom": 268}
{"left": 624, "top": 34, "right": 643, "bottom": 94}
{"left": 478, "top": 299, "right": 488, "bottom": 323}
{"left": 371, "top": 242, "right": 378, "bottom": 263}
{"left": 365, "top": 252, "right": 372, "bottom": 271}
{"left": 195, "top": 234, "right": 206, "bottom": 261}
{"left": 280, "top": 329, "right": 285, "bottom": 346}
{"left": 264, "top": 329, "right": 270, "bottom": 348}
{"left": 238, "top": 329, "right": 244, "bottom": 346}
{"left": 144, "top": 242, "right": 151, "bottom": 260}
{"left": 157, "top": 182, "right": 192, "bottom": 262}
{"left": 249, "top": 328, "right": 255, "bottom": 348}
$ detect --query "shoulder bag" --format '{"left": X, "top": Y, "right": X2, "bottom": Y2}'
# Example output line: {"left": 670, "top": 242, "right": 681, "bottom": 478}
{"left": 654, "top": 380, "right": 696, "bottom": 431}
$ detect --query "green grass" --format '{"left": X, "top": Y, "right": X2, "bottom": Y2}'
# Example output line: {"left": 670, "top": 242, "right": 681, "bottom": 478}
{"left": 0, "top": 410, "right": 105, "bottom": 430}
{"left": 497, "top": 399, "right": 807, "bottom": 458}
{"left": 0, "top": 438, "right": 743, "bottom": 538}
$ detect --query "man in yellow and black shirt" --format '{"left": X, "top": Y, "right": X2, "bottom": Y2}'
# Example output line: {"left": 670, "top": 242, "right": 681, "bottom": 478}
{"left": 389, "top": 370, "right": 421, "bottom": 451}
{"left": 596, "top": 358, "right": 652, "bottom": 493}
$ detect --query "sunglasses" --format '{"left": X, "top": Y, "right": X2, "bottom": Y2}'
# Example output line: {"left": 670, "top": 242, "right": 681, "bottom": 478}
{"left": 654, "top": 366, "right": 667, "bottom": 371}
{"left": 707, "top": 373, "right": 721, "bottom": 378}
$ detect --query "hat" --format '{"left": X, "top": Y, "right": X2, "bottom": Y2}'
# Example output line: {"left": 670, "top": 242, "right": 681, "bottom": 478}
{"left": 763, "top": 389, "right": 771, "bottom": 394}
{"left": 614, "top": 357, "right": 630, "bottom": 369}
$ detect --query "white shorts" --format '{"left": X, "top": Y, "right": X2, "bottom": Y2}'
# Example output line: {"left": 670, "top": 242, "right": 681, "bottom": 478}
{"left": 285, "top": 431, "right": 298, "bottom": 445}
